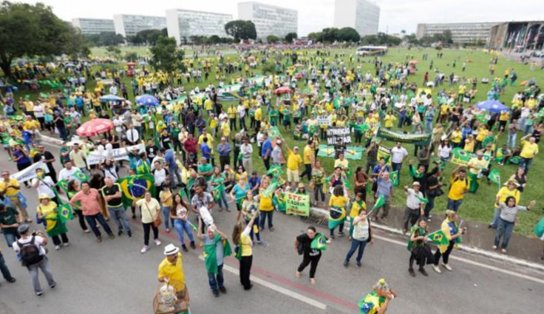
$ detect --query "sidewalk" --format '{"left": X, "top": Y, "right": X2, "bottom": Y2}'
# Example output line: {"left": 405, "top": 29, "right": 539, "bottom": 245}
{"left": 310, "top": 205, "right": 544, "bottom": 270}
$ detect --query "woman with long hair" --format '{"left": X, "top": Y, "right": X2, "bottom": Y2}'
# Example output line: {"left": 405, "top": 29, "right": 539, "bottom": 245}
{"left": 232, "top": 213, "right": 257, "bottom": 290}
{"left": 353, "top": 167, "right": 369, "bottom": 202}
{"left": 311, "top": 160, "right": 326, "bottom": 205}
{"left": 36, "top": 194, "right": 69, "bottom": 250}
{"left": 493, "top": 196, "right": 535, "bottom": 254}
{"left": 66, "top": 179, "right": 88, "bottom": 233}
{"left": 170, "top": 193, "right": 196, "bottom": 252}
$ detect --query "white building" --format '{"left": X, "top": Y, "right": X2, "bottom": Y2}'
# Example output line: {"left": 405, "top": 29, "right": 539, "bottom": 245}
{"left": 166, "top": 9, "right": 233, "bottom": 44}
{"left": 72, "top": 18, "right": 115, "bottom": 35}
{"left": 113, "top": 15, "right": 167, "bottom": 38}
{"left": 237, "top": 1, "right": 298, "bottom": 39}
{"left": 333, "top": 0, "right": 380, "bottom": 37}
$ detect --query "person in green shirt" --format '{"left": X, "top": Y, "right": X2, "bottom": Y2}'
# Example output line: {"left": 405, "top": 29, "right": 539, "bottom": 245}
{"left": 358, "top": 279, "right": 396, "bottom": 314}
{"left": 197, "top": 157, "right": 213, "bottom": 182}
{"left": 210, "top": 167, "right": 228, "bottom": 212}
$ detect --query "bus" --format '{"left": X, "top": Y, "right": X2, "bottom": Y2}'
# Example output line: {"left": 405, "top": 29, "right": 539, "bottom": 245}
{"left": 356, "top": 46, "right": 388, "bottom": 56}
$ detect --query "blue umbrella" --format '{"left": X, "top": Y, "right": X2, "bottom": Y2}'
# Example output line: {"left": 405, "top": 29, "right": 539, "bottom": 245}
{"left": 100, "top": 94, "right": 125, "bottom": 102}
{"left": 476, "top": 100, "right": 509, "bottom": 114}
{"left": 136, "top": 94, "right": 159, "bottom": 107}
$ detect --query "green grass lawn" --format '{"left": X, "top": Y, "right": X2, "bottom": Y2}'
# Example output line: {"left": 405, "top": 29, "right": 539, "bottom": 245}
{"left": 11, "top": 46, "right": 544, "bottom": 236}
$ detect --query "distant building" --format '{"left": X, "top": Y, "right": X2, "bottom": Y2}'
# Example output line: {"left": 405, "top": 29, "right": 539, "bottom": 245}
{"left": 237, "top": 1, "right": 298, "bottom": 39}
{"left": 166, "top": 9, "right": 233, "bottom": 44}
{"left": 113, "top": 15, "right": 167, "bottom": 37}
{"left": 333, "top": 0, "right": 380, "bottom": 37}
{"left": 416, "top": 22, "right": 498, "bottom": 45}
{"left": 489, "top": 21, "right": 544, "bottom": 50}
{"left": 72, "top": 18, "right": 115, "bottom": 35}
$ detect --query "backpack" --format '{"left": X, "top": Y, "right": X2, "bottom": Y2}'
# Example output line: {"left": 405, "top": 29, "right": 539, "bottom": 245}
{"left": 17, "top": 236, "right": 44, "bottom": 267}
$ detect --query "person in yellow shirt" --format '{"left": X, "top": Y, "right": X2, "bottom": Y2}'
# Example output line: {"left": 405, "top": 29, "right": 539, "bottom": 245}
{"left": 287, "top": 146, "right": 302, "bottom": 188}
{"left": 227, "top": 105, "right": 237, "bottom": 131}
{"left": 220, "top": 118, "right": 231, "bottom": 138}
{"left": 489, "top": 180, "right": 521, "bottom": 228}
{"left": 300, "top": 141, "right": 315, "bottom": 181}
{"left": 475, "top": 125, "right": 488, "bottom": 150}
{"left": 254, "top": 107, "right": 262, "bottom": 131}
{"left": 158, "top": 244, "right": 189, "bottom": 309}
{"left": 383, "top": 112, "right": 397, "bottom": 129}
{"left": 36, "top": 194, "right": 69, "bottom": 249}
{"left": 447, "top": 168, "right": 469, "bottom": 212}
{"left": 449, "top": 127, "right": 462, "bottom": 147}
{"left": 232, "top": 213, "right": 257, "bottom": 290}
{"left": 329, "top": 185, "right": 348, "bottom": 239}
{"left": 463, "top": 135, "right": 475, "bottom": 153}
{"left": 519, "top": 135, "right": 539, "bottom": 172}
{"left": 258, "top": 179, "right": 275, "bottom": 231}
{"left": 467, "top": 151, "right": 488, "bottom": 193}
{"left": 0, "top": 171, "right": 30, "bottom": 222}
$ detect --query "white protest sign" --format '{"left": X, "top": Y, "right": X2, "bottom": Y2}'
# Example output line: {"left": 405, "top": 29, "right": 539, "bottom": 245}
{"left": 86, "top": 144, "right": 146, "bottom": 166}
{"left": 10, "top": 161, "right": 49, "bottom": 183}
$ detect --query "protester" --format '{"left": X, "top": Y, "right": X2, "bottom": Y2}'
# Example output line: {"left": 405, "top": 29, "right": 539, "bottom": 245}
{"left": 66, "top": 180, "right": 88, "bottom": 233}
{"left": 36, "top": 194, "right": 69, "bottom": 250}
{"left": 357, "top": 279, "right": 396, "bottom": 314}
{"left": 432, "top": 210, "right": 466, "bottom": 273}
{"left": 70, "top": 181, "right": 115, "bottom": 243}
{"left": 295, "top": 226, "right": 329, "bottom": 285}
{"left": 136, "top": 191, "right": 162, "bottom": 253}
{"left": 170, "top": 194, "right": 195, "bottom": 252}
{"left": 446, "top": 167, "right": 469, "bottom": 212}
{"left": 493, "top": 197, "right": 535, "bottom": 253}
{"left": 344, "top": 208, "right": 372, "bottom": 267}
{"left": 13, "top": 224, "right": 56, "bottom": 296}
{"left": 198, "top": 222, "right": 229, "bottom": 297}
{"left": 407, "top": 219, "right": 434, "bottom": 277}
{"left": 328, "top": 185, "right": 348, "bottom": 239}
{"left": 232, "top": 212, "right": 257, "bottom": 290}
{"left": 158, "top": 244, "right": 189, "bottom": 312}
{"left": 0, "top": 171, "right": 31, "bottom": 223}
{"left": 0, "top": 202, "right": 20, "bottom": 247}
{"left": 101, "top": 177, "right": 132, "bottom": 237}
{"left": 402, "top": 182, "right": 425, "bottom": 234}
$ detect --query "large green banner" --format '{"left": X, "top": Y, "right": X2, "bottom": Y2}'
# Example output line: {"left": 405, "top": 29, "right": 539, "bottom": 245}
{"left": 450, "top": 148, "right": 491, "bottom": 168}
{"left": 376, "top": 127, "right": 431, "bottom": 145}
{"left": 317, "top": 145, "right": 364, "bottom": 160}
{"left": 285, "top": 192, "right": 310, "bottom": 217}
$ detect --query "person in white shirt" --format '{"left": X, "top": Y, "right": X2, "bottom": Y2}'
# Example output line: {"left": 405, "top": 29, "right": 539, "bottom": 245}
{"left": 113, "top": 115, "right": 124, "bottom": 136}
{"left": 237, "top": 104, "right": 246, "bottom": 130}
{"left": 403, "top": 182, "right": 425, "bottom": 234}
{"left": 125, "top": 125, "right": 140, "bottom": 145}
{"left": 31, "top": 168, "right": 56, "bottom": 200}
{"left": 240, "top": 137, "right": 253, "bottom": 174}
{"left": 391, "top": 142, "right": 408, "bottom": 174}
{"left": 58, "top": 161, "right": 81, "bottom": 183}
{"left": 152, "top": 161, "right": 168, "bottom": 189}
{"left": 12, "top": 224, "right": 56, "bottom": 296}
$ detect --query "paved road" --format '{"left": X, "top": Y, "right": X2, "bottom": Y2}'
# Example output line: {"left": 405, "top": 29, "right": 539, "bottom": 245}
{"left": 1, "top": 143, "right": 543, "bottom": 314}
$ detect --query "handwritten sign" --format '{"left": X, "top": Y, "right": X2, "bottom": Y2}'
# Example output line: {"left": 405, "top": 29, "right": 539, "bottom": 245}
{"left": 285, "top": 192, "right": 310, "bottom": 217}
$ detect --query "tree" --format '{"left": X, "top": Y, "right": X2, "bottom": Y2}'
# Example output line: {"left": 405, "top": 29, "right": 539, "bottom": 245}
{"left": 128, "top": 29, "right": 166, "bottom": 45}
{"left": 442, "top": 30, "right": 453, "bottom": 44}
{"left": 105, "top": 46, "right": 121, "bottom": 60}
{"left": 308, "top": 32, "right": 323, "bottom": 42}
{"left": 285, "top": 32, "right": 298, "bottom": 43}
{"left": 85, "top": 32, "right": 125, "bottom": 46}
{"left": 337, "top": 27, "right": 360, "bottom": 42}
{"left": 149, "top": 36, "right": 185, "bottom": 76}
{"left": 320, "top": 28, "right": 340, "bottom": 43}
{"left": 266, "top": 35, "right": 280, "bottom": 43}
{"left": 0, "top": 1, "right": 85, "bottom": 78}
{"left": 124, "top": 52, "right": 139, "bottom": 62}
{"left": 224, "top": 20, "right": 257, "bottom": 41}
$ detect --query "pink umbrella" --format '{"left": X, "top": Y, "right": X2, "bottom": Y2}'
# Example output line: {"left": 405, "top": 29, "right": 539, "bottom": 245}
{"left": 76, "top": 118, "right": 114, "bottom": 137}
{"left": 274, "top": 86, "right": 292, "bottom": 95}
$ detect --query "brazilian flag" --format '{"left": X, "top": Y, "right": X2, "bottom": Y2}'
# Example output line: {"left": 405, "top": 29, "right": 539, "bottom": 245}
{"left": 73, "top": 169, "right": 90, "bottom": 182}
{"left": 56, "top": 179, "right": 70, "bottom": 194}
{"left": 204, "top": 234, "right": 233, "bottom": 274}
{"left": 427, "top": 230, "right": 450, "bottom": 253}
{"left": 57, "top": 202, "right": 74, "bottom": 223}
{"left": 328, "top": 206, "right": 346, "bottom": 230}
{"left": 118, "top": 174, "right": 155, "bottom": 207}
{"left": 390, "top": 171, "right": 399, "bottom": 187}
{"left": 310, "top": 233, "right": 328, "bottom": 251}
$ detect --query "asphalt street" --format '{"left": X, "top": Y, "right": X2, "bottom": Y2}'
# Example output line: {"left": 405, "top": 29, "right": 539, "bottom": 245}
{"left": 0, "top": 143, "right": 543, "bottom": 314}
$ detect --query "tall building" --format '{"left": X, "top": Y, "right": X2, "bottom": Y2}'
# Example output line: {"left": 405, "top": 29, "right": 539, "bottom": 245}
{"left": 237, "top": 2, "right": 297, "bottom": 39}
{"left": 489, "top": 21, "right": 544, "bottom": 50}
{"left": 333, "top": 0, "right": 380, "bottom": 37}
{"left": 72, "top": 18, "right": 115, "bottom": 35}
{"left": 416, "top": 22, "right": 498, "bottom": 45}
{"left": 113, "top": 15, "right": 167, "bottom": 37}
{"left": 166, "top": 9, "right": 233, "bottom": 44}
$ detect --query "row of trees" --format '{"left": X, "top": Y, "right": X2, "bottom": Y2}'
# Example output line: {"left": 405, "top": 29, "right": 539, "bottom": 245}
{"left": 308, "top": 27, "right": 361, "bottom": 43}
{"left": 0, "top": 1, "right": 89, "bottom": 78}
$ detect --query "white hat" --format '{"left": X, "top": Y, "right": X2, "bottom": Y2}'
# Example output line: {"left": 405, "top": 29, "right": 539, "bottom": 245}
{"left": 163, "top": 244, "right": 179, "bottom": 256}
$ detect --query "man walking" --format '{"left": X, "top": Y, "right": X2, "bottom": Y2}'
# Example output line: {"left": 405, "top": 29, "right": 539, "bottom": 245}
{"left": 101, "top": 178, "right": 132, "bottom": 237}
{"left": 390, "top": 142, "right": 408, "bottom": 175}
{"left": 402, "top": 182, "right": 425, "bottom": 234}
{"left": 13, "top": 224, "right": 55, "bottom": 296}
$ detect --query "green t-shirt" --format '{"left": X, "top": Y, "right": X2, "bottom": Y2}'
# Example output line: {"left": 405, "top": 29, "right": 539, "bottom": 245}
{"left": 198, "top": 163, "right": 213, "bottom": 181}
{"left": 0, "top": 206, "right": 19, "bottom": 226}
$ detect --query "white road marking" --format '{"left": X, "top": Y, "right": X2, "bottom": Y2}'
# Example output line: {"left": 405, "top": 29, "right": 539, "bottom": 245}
{"left": 198, "top": 256, "right": 327, "bottom": 310}
{"left": 374, "top": 234, "right": 544, "bottom": 285}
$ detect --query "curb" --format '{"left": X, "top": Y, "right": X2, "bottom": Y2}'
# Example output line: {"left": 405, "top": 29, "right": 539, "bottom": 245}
{"left": 38, "top": 133, "right": 64, "bottom": 147}
{"left": 309, "top": 207, "right": 544, "bottom": 272}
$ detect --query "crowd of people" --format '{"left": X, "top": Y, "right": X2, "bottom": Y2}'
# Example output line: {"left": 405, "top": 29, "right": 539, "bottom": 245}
{"left": 1, "top": 47, "right": 544, "bottom": 313}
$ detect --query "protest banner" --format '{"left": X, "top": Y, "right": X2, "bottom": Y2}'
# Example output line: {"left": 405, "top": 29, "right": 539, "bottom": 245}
{"left": 10, "top": 161, "right": 48, "bottom": 183}
{"left": 285, "top": 192, "right": 310, "bottom": 217}
{"left": 450, "top": 148, "right": 491, "bottom": 168}
{"left": 377, "top": 146, "right": 392, "bottom": 164}
{"left": 87, "top": 144, "right": 146, "bottom": 166}
{"left": 326, "top": 127, "right": 351, "bottom": 145}
{"left": 376, "top": 127, "right": 431, "bottom": 145}
{"left": 317, "top": 115, "right": 331, "bottom": 126}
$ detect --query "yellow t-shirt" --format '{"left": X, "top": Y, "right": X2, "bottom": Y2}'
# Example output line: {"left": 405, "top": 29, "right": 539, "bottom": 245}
{"left": 241, "top": 231, "right": 252, "bottom": 256}
{"left": 464, "top": 139, "right": 475, "bottom": 152}
{"left": 384, "top": 115, "right": 397, "bottom": 128}
{"left": 334, "top": 159, "right": 349, "bottom": 170}
{"left": 329, "top": 195, "right": 348, "bottom": 208}
{"left": 159, "top": 190, "right": 174, "bottom": 208}
{"left": 221, "top": 123, "right": 231, "bottom": 137}
{"left": 157, "top": 253, "right": 185, "bottom": 292}
{"left": 349, "top": 201, "right": 366, "bottom": 218}
{"left": 520, "top": 140, "right": 538, "bottom": 159}
{"left": 287, "top": 152, "right": 302, "bottom": 171}
{"left": 448, "top": 177, "right": 469, "bottom": 201}
{"left": 198, "top": 134, "right": 214, "bottom": 146}
{"left": 259, "top": 190, "right": 274, "bottom": 212}
{"left": 204, "top": 99, "right": 213, "bottom": 111}
{"left": 496, "top": 187, "right": 521, "bottom": 206}
{"left": 468, "top": 157, "right": 487, "bottom": 175}
{"left": 0, "top": 178, "right": 20, "bottom": 197}
{"left": 303, "top": 145, "right": 313, "bottom": 165}
{"left": 255, "top": 107, "right": 262, "bottom": 121}
{"left": 227, "top": 107, "right": 237, "bottom": 119}
{"left": 450, "top": 130, "right": 462, "bottom": 144}
{"left": 37, "top": 201, "right": 58, "bottom": 232}
{"left": 476, "top": 129, "right": 488, "bottom": 142}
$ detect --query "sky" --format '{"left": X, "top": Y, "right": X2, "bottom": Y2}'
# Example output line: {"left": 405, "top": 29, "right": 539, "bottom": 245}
{"left": 18, "top": 0, "right": 544, "bottom": 35}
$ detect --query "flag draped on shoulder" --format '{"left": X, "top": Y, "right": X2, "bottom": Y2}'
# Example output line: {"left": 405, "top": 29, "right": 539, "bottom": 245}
{"left": 203, "top": 234, "right": 232, "bottom": 274}
{"left": 310, "top": 233, "right": 328, "bottom": 251}
{"left": 118, "top": 174, "right": 155, "bottom": 207}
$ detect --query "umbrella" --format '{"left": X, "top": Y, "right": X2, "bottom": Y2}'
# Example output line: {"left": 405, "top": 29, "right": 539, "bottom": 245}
{"left": 476, "top": 100, "right": 509, "bottom": 114}
{"left": 274, "top": 86, "right": 292, "bottom": 95}
{"left": 100, "top": 94, "right": 125, "bottom": 102}
{"left": 136, "top": 94, "right": 159, "bottom": 107}
{"left": 76, "top": 119, "right": 114, "bottom": 137}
